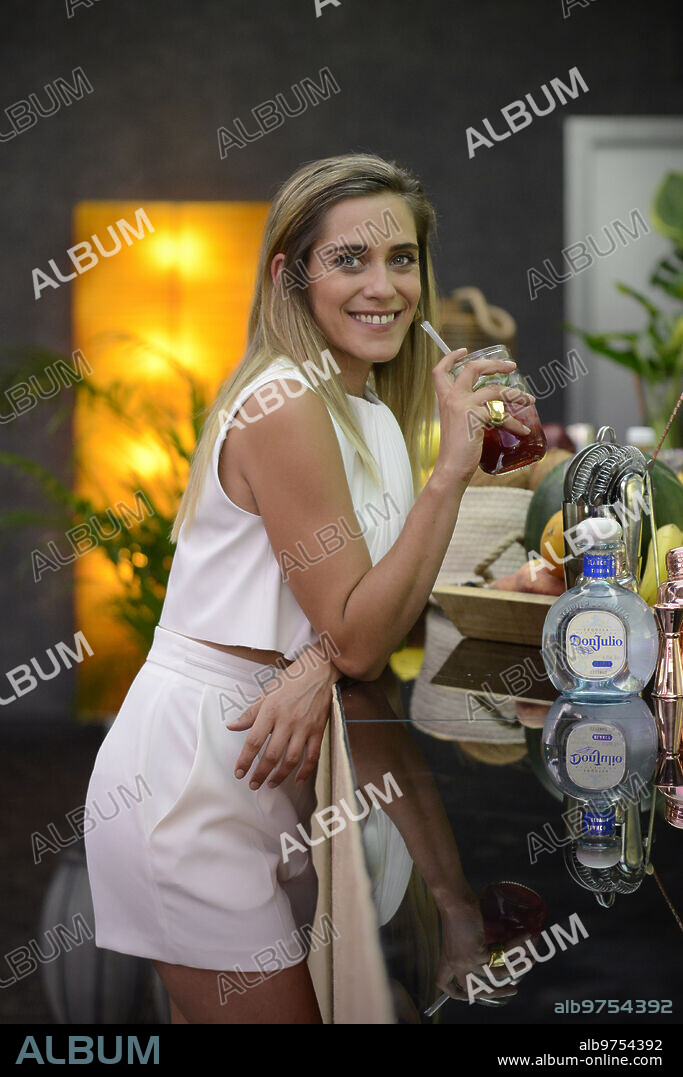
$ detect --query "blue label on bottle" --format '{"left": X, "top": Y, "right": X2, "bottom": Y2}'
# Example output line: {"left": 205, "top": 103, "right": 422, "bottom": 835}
{"left": 583, "top": 811, "right": 615, "bottom": 836}
{"left": 583, "top": 553, "right": 615, "bottom": 577}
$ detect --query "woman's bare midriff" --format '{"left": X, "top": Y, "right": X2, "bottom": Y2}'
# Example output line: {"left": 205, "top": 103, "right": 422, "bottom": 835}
{"left": 187, "top": 636, "right": 291, "bottom": 669}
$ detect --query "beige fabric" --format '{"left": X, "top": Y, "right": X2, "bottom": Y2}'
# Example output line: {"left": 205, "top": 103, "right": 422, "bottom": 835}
{"left": 308, "top": 690, "right": 395, "bottom": 1023}
{"left": 308, "top": 719, "right": 333, "bottom": 1024}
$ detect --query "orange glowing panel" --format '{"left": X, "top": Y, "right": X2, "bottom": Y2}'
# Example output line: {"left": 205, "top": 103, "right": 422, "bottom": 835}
{"left": 72, "top": 201, "right": 270, "bottom": 718}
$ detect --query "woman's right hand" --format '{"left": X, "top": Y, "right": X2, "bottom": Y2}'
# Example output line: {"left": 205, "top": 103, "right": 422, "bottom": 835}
{"left": 431, "top": 350, "right": 535, "bottom": 488}
{"left": 435, "top": 895, "right": 532, "bottom": 1005}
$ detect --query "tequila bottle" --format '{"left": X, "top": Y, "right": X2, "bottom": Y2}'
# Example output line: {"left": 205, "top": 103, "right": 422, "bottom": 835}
{"left": 542, "top": 518, "right": 658, "bottom": 698}
{"left": 542, "top": 695, "right": 657, "bottom": 868}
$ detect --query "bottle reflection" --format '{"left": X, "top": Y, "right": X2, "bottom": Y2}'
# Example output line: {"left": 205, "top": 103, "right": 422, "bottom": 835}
{"left": 337, "top": 675, "right": 681, "bottom": 1019}
{"left": 541, "top": 696, "right": 657, "bottom": 903}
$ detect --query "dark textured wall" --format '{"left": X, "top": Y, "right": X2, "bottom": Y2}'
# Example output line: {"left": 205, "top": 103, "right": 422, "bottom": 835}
{"left": 1, "top": 0, "right": 681, "bottom": 715}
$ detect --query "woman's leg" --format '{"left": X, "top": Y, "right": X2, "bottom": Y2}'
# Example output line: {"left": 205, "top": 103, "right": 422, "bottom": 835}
{"left": 153, "top": 958, "right": 322, "bottom": 1024}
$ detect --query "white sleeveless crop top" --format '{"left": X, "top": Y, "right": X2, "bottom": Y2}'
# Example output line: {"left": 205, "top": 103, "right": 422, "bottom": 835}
{"left": 158, "top": 357, "right": 416, "bottom": 660}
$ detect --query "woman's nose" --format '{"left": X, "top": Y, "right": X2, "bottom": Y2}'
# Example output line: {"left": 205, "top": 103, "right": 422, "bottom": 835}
{"left": 362, "top": 261, "right": 396, "bottom": 298}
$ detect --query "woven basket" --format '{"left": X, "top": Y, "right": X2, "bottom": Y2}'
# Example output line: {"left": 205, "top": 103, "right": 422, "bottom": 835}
{"left": 437, "top": 286, "right": 517, "bottom": 360}
{"left": 410, "top": 605, "right": 526, "bottom": 743}
{"left": 409, "top": 486, "right": 534, "bottom": 741}
{"left": 434, "top": 486, "right": 533, "bottom": 588}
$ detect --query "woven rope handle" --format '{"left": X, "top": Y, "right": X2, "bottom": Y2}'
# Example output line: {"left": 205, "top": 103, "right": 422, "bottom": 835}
{"left": 452, "top": 287, "right": 517, "bottom": 342}
{"left": 473, "top": 530, "right": 526, "bottom": 580}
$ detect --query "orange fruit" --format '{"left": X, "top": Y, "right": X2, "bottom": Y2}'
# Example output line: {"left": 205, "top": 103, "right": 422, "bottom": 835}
{"left": 539, "top": 509, "right": 566, "bottom": 580}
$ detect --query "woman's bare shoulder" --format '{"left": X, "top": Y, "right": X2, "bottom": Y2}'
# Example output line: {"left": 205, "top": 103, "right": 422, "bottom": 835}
{"left": 219, "top": 376, "right": 345, "bottom": 510}
{"left": 230, "top": 376, "right": 339, "bottom": 444}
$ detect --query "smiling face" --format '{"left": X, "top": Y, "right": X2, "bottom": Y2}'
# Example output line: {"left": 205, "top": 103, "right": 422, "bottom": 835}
{"left": 301, "top": 193, "right": 422, "bottom": 391}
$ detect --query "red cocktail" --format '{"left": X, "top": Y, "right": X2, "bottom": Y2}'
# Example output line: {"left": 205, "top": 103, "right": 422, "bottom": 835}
{"left": 480, "top": 396, "right": 548, "bottom": 475}
{"left": 480, "top": 881, "right": 547, "bottom": 946}
{"left": 459, "top": 344, "right": 547, "bottom": 475}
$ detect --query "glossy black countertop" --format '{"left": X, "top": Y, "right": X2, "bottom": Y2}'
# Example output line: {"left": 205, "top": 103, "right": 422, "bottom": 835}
{"left": 337, "top": 604, "right": 682, "bottom": 1025}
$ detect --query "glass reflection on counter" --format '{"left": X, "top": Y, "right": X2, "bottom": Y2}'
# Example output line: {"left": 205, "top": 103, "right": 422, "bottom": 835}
{"left": 542, "top": 695, "right": 657, "bottom": 868}
{"left": 334, "top": 603, "right": 683, "bottom": 1022}
{"left": 537, "top": 695, "right": 677, "bottom": 907}
{"left": 339, "top": 680, "right": 545, "bottom": 1020}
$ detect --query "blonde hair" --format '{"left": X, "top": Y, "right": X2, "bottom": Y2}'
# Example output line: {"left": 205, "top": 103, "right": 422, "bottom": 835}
{"left": 170, "top": 152, "right": 440, "bottom": 542}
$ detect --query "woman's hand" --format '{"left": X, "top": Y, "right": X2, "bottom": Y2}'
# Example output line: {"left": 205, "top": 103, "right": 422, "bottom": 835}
{"left": 434, "top": 893, "right": 535, "bottom": 1005}
{"left": 515, "top": 701, "right": 551, "bottom": 728}
{"left": 431, "top": 350, "right": 535, "bottom": 488}
{"left": 225, "top": 648, "right": 341, "bottom": 790}
{"left": 434, "top": 893, "right": 518, "bottom": 1005}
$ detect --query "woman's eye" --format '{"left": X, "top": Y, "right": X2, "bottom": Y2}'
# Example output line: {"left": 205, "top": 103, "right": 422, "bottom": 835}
{"left": 334, "top": 253, "right": 361, "bottom": 268}
{"left": 334, "top": 251, "right": 418, "bottom": 270}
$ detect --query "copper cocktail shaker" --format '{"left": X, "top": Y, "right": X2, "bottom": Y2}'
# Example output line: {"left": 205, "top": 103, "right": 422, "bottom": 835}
{"left": 652, "top": 595, "right": 683, "bottom": 829}
{"left": 652, "top": 604, "right": 683, "bottom": 698}
{"left": 653, "top": 695, "right": 683, "bottom": 791}
{"left": 658, "top": 547, "right": 683, "bottom": 603}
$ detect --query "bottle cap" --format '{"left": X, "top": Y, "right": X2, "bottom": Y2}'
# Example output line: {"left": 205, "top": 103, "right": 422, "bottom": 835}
{"left": 575, "top": 517, "right": 622, "bottom": 547}
{"left": 575, "top": 842, "right": 621, "bottom": 868}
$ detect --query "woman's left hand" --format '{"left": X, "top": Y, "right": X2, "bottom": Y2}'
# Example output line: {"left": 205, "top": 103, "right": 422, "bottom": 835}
{"left": 225, "top": 651, "right": 341, "bottom": 789}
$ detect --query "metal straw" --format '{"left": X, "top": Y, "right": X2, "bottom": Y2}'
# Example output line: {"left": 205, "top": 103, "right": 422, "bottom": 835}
{"left": 420, "top": 320, "right": 452, "bottom": 356}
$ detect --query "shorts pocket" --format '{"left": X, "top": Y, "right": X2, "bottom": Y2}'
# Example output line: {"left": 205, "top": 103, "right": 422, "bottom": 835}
{"left": 142, "top": 679, "right": 206, "bottom": 841}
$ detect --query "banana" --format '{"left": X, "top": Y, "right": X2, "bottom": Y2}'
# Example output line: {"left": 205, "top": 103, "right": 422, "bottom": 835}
{"left": 639, "top": 523, "right": 683, "bottom": 605}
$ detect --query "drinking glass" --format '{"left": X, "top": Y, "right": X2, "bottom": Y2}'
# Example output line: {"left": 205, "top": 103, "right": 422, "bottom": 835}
{"left": 456, "top": 344, "right": 547, "bottom": 475}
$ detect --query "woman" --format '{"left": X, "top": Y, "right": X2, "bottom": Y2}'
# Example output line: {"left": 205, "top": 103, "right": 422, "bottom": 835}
{"left": 84, "top": 152, "right": 532, "bottom": 1024}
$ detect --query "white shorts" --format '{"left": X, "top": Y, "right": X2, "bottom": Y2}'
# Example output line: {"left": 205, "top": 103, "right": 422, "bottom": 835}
{"left": 84, "top": 625, "right": 318, "bottom": 971}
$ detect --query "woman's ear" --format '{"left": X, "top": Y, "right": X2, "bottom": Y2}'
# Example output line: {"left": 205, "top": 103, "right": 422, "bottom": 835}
{"left": 270, "top": 252, "right": 285, "bottom": 287}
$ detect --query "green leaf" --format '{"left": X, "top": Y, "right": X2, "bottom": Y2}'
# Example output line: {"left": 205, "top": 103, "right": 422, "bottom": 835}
{"left": 565, "top": 326, "right": 647, "bottom": 376}
{"left": 650, "top": 251, "right": 683, "bottom": 300}
{"left": 0, "top": 451, "right": 85, "bottom": 511}
{"left": 0, "top": 345, "right": 80, "bottom": 392}
{"left": 651, "top": 171, "right": 683, "bottom": 246}
{"left": 0, "top": 334, "right": 215, "bottom": 654}
{"left": 0, "top": 509, "right": 68, "bottom": 530}
{"left": 615, "top": 281, "right": 660, "bottom": 317}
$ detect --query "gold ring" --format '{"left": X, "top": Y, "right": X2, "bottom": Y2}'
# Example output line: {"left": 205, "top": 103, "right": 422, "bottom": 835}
{"left": 486, "top": 400, "right": 507, "bottom": 426}
{"left": 488, "top": 946, "right": 507, "bottom": 968}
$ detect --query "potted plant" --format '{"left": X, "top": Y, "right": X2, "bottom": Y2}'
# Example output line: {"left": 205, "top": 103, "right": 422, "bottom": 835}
{"left": 568, "top": 171, "right": 683, "bottom": 452}
{"left": 0, "top": 334, "right": 211, "bottom": 714}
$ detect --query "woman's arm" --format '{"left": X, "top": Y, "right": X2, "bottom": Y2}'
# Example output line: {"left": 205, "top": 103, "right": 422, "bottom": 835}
{"left": 342, "top": 682, "right": 523, "bottom": 1005}
{"left": 222, "top": 352, "right": 529, "bottom": 680}
{"left": 342, "top": 682, "right": 477, "bottom": 908}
